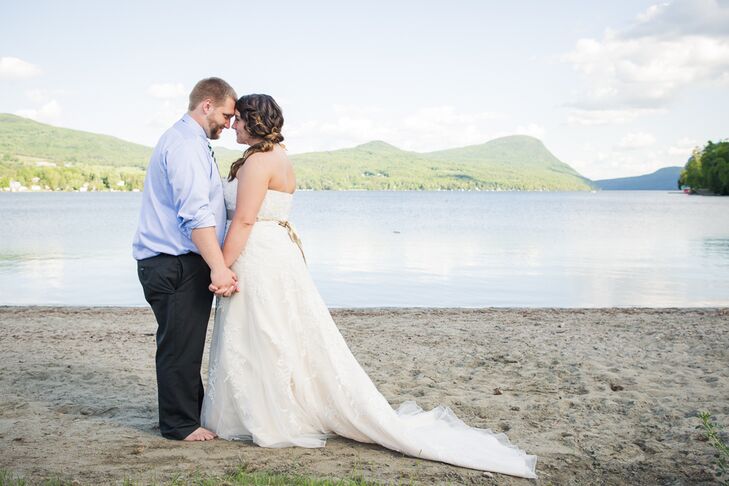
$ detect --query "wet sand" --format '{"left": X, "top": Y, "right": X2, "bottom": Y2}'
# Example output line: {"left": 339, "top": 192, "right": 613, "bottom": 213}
{"left": 1, "top": 306, "right": 727, "bottom": 485}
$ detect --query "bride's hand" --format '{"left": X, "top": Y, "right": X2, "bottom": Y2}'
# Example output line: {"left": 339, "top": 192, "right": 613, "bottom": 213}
{"left": 208, "top": 282, "right": 239, "bottom": 296}
{"left": 209, "top": 281, "right": 239, "bottom": 297}
{"left": 223, "top": 282, "right": 239, "bottom": 297}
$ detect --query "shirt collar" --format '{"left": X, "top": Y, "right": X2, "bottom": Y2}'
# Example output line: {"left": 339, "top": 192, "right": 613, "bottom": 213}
{"left": 181, "top": 113, "right": 208, "bottom": 140}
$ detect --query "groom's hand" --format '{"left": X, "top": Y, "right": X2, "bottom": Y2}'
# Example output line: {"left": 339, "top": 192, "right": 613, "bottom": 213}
{"left": 210, "top": 266, "right": 238, "bottom": 296}
{"left": 190, "top": 228, "right": 238, "bottom": 296}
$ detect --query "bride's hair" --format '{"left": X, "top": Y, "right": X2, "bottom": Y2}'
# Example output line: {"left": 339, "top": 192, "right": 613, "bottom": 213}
{"left": 228, "top": 94, "right": 284, "bottom": 181}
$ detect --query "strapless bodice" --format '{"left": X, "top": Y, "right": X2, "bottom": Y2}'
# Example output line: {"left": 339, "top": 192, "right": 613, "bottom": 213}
{"left": 223, "top": 179, "right": 293, "bottom": 221}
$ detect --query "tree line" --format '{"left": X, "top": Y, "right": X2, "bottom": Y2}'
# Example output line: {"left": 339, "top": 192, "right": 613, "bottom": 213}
{"left": 0, "top": 159, "right": 145, "bottom": 191}
{"left": 679, "top": 140, "right": 729, "bottom": 195}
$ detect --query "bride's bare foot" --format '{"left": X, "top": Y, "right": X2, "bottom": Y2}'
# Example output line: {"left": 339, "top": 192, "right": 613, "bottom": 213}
{"left": 183, "top": 427, "right": 217, "bottom": 441}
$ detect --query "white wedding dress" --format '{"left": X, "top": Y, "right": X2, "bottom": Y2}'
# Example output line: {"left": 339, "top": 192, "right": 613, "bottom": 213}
{"left": 200, "top": 180, "right": 537, "bottom": 479}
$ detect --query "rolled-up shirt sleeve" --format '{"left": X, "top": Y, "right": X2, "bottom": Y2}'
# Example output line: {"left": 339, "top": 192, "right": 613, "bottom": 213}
{"left": 166, "top": 139, "right": 216, "bottom": 239}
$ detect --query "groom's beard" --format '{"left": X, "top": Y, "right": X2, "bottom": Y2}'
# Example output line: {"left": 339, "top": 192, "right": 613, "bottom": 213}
{"left": 208, "top": 121, "right": 224, "bottom": 140}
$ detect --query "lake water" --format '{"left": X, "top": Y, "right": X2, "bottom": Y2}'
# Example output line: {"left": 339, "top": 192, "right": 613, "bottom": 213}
{"left": 1, "top": 191, "right": 728, "bottom": 307}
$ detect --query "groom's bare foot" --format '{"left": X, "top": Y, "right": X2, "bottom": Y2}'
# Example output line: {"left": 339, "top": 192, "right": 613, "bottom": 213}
{"left": 183, "top": 427, "right": 217, "bottom": 441}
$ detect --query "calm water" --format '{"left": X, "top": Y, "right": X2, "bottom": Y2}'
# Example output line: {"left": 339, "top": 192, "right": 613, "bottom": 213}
{"left": 1, "top": 191, "right": 728, "bottom": 307}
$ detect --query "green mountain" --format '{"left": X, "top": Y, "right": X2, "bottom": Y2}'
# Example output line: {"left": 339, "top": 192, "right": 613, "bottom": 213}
{"left": 287, "top": 136, "right": 595, "bottom": 190}
{"left": 0, "top": 113, "right": 151, "bottom": 167}
{"left": 1, "top": 113, "right": 594, "bottom": 191}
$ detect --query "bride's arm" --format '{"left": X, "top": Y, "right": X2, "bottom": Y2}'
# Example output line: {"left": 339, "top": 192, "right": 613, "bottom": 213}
{"left": 222, "top": 155, "right": 270, "bottom": 268}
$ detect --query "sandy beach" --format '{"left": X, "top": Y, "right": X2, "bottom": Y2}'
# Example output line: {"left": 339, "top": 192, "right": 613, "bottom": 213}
{"left": 1, "top": 306, "right": 727, "bottom": 485}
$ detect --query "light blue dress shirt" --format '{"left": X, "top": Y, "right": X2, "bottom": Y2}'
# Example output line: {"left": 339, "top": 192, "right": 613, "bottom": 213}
{"left": 133, "top": 114, "right": 226, "bottom": 260}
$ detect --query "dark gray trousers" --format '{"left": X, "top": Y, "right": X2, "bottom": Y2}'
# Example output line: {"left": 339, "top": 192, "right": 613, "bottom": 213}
{"left": 137, "top": 252, "right": 213, "bottom": 440}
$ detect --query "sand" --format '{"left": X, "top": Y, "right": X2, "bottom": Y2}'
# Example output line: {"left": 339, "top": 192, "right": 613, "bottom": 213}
{"left": 1, "top": 306, "right": 727, "bottom": 485}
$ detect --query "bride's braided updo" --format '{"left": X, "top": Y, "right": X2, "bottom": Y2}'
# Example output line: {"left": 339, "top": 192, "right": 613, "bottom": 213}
{"left": 228, "top": 94, "right": 284, "bottom": 181}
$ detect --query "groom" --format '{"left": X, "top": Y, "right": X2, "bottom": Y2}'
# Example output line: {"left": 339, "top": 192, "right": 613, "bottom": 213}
{"left": 133, "top": 77, "right": 238, "bottom": 441}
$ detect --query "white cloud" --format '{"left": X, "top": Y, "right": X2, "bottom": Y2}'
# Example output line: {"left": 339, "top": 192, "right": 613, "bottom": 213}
{"left": 635, "top": 3, "right": 669, "bottom": 23}
{"left": 400, "top": 106, "right": 503, "bottom": 150}
{"left": 667, "top": 137, "right": 701, "bottom": 157}
{"left": 563, "top": 0, "right": 729, "bottom": 120}
{"left": 145, "top": 83, "right": 187, "bottom": 128}
{"left": 26, "top": 89, "right": 50, "bottom": 103}
{"left": 145, "top": 100, "right": 183, "bottom": 129}
{"left": 285, "top": 105, "right": 505, "bottom": 153}
{"left": 332, "top": 104, "right": 385, "bottom": 116}
{"left": 515, "top": 123, "right": 546, "bottom": 139}
{"left": 629, "top": 0, "right": 729, "bottom": 37}
{"left": 15, "top": 100, "right": 62, "bottom": 122}
{"left": 565, "top": 34, "right": 729, "bottom": 107}
{"left": 567, "top": 108, "right": 665, "bottom": 126}
{"left": 0, "top": 56, "right": 42, "bottom": 80}
{"left": 25, "top": 88, "right": 65, "bottom": 104}
{"left": 617, "top": 132, "right": 656, "bottom": 150}
{"left": 573, "top": 135, "right": 709, "bottom": 180}
{"left": 147, "top": 83, "right": 186, "bottom": 99}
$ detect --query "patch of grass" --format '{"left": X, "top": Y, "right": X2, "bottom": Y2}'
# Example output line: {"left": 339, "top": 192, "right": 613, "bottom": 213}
{"left": 127, "top": 464, "right": 390, "bottom": 486}
{"left": 698, "top": 411, "right": 729, "bottom": 485}
{"left": 0, "top": 469, "right": 74, "bottom": 486}
{"left": 2, "top": 464, "right": 420, "bottom": 486}
{"left": 0, "top": 469, "right": 26, "bottom": 486}
{"left": 205, "top": 466, "right": 382, "bottom": 485}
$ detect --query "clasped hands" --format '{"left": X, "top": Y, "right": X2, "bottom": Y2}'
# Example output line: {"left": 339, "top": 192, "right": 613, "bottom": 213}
{"left": 208, "top": 266, "right": 239, "bottom": 297}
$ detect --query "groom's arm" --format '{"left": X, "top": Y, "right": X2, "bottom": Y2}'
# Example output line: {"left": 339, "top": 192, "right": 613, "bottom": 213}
{"left": 167, "top": 140, "right": 237, "bottom": 295}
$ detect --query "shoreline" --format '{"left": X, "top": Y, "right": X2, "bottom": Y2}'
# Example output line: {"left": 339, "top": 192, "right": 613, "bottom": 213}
{"left": 2, "top": 306, "right": 727, "bottom": 485}
{"left": 3, "top": 304, "right": 726, "bottom": 310}
{"left": 1, "top": 188, "right": 683, "bottom": 194}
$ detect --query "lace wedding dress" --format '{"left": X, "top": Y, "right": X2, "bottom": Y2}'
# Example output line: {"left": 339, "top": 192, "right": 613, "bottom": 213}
{"left": 200, "top": 180, "right": 537, "bottom": 479}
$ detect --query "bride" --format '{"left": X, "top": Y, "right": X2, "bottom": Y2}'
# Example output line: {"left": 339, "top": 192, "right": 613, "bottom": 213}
{"left": 200, "top": 94, "right": 537, "bottom": 479}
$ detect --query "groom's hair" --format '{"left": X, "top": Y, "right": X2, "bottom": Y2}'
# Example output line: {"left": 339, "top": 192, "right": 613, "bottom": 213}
{"left": 188, "top": 78, "right": 237, "bottom": 111}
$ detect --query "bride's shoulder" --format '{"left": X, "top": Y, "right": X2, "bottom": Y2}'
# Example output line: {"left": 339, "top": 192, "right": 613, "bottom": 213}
{"left": 233, "top": 146, "right": 290, "bottom": 182}
{"left": 243, "top": 149, "right": 290, "bottom": 176}
{"left": 246, "top": 148, "right": 282, "bottom": 165}
{"left": 236, "top": 154, "right": 272, "bottom": 179}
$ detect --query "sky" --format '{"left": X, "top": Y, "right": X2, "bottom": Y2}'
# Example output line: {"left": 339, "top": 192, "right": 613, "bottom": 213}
{"left": 1, "top": 0, "right": 728, "bottom": 179}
